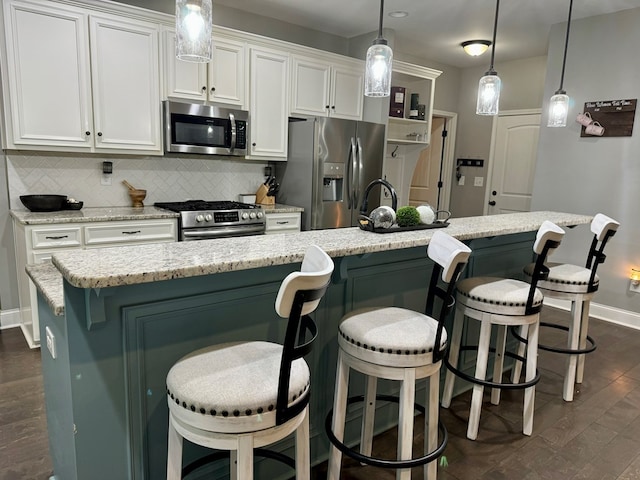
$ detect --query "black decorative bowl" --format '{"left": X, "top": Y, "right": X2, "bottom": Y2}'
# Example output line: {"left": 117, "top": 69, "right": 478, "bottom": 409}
{"left": 20, "top": 194, "right": 68, "bottom": 212}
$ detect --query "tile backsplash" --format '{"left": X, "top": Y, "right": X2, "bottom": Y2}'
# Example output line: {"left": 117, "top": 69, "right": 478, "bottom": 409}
{"left": 7, "top": 151, "right": 268, "bottom": 209}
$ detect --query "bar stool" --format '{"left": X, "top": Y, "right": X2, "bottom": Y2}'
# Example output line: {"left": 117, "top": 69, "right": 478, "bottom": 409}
{"left": 441, "top": 221, "right": 565, "bottom": 440}
{"left": 326, "top": 230, "right": 471, "bottom": 480}
{"left": 514, "top": 213, "right": 619, "bottom": 401}
{"left": 165, "top": 245, "right": 334, "bottom": 480}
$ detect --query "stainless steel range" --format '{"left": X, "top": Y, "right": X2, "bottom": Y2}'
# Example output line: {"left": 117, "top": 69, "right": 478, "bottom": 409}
{"left": 155, "top": 201, "right": 265, "bottom": 241}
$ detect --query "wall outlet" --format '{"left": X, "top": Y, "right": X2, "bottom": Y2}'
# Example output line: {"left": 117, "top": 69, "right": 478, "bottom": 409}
{"left": 474, "top": 176, "right": 484, "bottom": 187}
{"left": 45, "top": 326, "right": 57, "bottom": 359}
{"left": 458, "top": 175, "right": 465, "bottom": 186}
{"left": 630, "top": 281, "right": 640, "bottom": 293}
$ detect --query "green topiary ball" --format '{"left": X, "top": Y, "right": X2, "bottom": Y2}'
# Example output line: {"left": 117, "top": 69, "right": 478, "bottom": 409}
{"left": 396, "top": 206, "right": 420, "bottom": 227}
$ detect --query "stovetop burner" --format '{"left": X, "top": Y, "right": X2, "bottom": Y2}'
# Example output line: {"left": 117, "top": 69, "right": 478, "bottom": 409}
{"left": 154, "top": 200, "right": 260, "bottom": 212}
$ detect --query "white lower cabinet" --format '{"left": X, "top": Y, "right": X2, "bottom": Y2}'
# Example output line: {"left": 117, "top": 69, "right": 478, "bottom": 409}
{"left": 264, "top": 212, "right": 301, "bottom": 234}
{"left": 13, "top": 218, "right": 177, "bottom": 348}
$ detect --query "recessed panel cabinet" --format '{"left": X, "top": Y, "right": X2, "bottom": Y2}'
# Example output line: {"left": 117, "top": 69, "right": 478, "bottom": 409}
{"left": 290, "top": 55, "right": 363, "bottom": 120}
{"left": 1, "top": 0, "right": 162, "bottom": 154}
{"left": 248, "top": 45, "right": 289, "bottom": 159}
{"left": 164, "top": 29, "right": 246, "bottom": 107}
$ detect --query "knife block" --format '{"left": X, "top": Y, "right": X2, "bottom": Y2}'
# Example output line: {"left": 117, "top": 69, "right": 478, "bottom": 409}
{"left": 255, "top": 184, "right": 275, "bottom": 205}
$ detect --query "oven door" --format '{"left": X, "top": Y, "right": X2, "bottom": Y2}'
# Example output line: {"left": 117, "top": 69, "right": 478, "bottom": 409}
{"left": 163, "top": 101, "right": 248, "bottom": 156}
{"left": 181, "top": 225, "right": 265, "bottom": 241}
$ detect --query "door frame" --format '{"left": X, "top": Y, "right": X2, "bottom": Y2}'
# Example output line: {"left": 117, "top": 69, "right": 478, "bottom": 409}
{"left": 483, "top": 108, "right": 542, "bottom": 215}
{"left": 431, "top": 109, "right": 457, "bottom": 212}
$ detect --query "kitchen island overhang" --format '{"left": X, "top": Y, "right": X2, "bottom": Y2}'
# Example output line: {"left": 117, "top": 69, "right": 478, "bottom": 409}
{"left": 34, "top": 211, "right": 591, "bottom": 480}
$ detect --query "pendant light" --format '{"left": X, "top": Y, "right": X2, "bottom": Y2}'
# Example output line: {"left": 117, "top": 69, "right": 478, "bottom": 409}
{"left": 476, "top": 0, "right": 501, "bottom": 116}
{"left": 364, "top": 0, "right": 393, "bottom": 97}
{"left": 547, "top": 0, "right": 573, "bottom": 127}
{"left": 176, "top": 0, "right": 213, "bottom": 63}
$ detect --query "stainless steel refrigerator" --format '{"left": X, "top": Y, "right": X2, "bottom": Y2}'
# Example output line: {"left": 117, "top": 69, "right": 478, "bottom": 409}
{"left": 276, "top": 117, "right": 386, "bottom": 230}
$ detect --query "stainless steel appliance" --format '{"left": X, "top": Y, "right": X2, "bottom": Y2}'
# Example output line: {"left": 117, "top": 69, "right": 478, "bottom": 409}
{"left": 276, "top": 117, "right": 386, "bottom": 230}
{"left": 154, "top": 201, "right": 265, "bottom": 240}
{"left": 163, "top": 100, "right": 249, "bottom": 156}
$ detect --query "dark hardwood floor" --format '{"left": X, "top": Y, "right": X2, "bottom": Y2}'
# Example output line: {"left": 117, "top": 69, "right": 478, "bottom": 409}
{"left": 3, "top": 307, "right": 640, "bottom": 479}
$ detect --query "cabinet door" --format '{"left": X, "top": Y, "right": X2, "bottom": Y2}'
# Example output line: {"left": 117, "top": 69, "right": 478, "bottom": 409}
{"left": 89, "top": 14, "right": 162, "bottom": 153}
{"left": 330, "top": 65, "right": 363, "bottom": 120}
{"left": 163, "top": 28, "right": 207, "bottom": 101}
{"left": 209, "top": 37, "right": 246, "bottom": 107}
{"left": 249, "top": 46, "right": 289, "bottom": 159}
{"left": 2, "top": 0, "right": 93, "bottom": 149}
{"left": 290, "top": 56, "right": 331, "bottom": 117}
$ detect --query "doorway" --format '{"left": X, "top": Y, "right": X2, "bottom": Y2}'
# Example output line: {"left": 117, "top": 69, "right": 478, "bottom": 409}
{"left": 409, "top": 110, "right": 457, "bottom": 211}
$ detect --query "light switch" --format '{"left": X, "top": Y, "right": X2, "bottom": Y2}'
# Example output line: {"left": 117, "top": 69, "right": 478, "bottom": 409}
{"left": 45, "top": 326, "right": 57, "bottom": 359}
{"left": 458, "top": 175, "right": 465, "bottom": 186}
{"left": 474, "top": 176, "right": 484, "bottom": 187}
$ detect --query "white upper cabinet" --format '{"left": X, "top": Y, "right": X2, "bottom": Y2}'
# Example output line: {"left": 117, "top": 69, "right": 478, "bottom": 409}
{"left": 1, "top": 0, "right": 162, "bottom": 154}
{"left": 164, "top": 29, "right": 246, "bottom": 108}
{"left": 2, "top": 0, "right": 93, "bottom": 149}
{"left": 248, "top": 45, "right": 289, "bottom": 160}
{"left": 89, "top": 13, "right": 162, "bottom": 153}
{"left": 290, "top": 55, "right": 363, "bottom": 120}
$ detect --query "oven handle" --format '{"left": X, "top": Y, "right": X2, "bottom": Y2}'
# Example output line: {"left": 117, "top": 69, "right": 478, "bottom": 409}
{"left": 182, "top": 225, "right": 265, "bottom": 240}
{"left": 229, "top": 112, "right": 237, "bottom": 152}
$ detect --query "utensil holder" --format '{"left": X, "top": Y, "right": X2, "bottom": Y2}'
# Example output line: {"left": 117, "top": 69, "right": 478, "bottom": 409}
{"left": 255, "top": 184, "right": 275, "bottom": 205}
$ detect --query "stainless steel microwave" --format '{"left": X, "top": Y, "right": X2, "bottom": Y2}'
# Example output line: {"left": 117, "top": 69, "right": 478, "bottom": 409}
{"left": 163, "top": 100, "right": 249, "bottom": 156}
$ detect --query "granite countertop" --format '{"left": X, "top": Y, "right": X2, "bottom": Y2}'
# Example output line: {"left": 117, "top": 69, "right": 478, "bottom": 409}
{"left": 10, "top": 206, "right": 179, "bottom": 225}
{"left": 48, "top": 211, "right": 591, "bottom": 291}
{"left": 11, "top": 204, "right": 302, "bottom": 225}
{"left": 26, "top": 263, "right": 65, "bottom": 317}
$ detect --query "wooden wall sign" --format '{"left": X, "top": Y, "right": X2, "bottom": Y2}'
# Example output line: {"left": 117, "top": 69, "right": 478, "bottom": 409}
{"left": 580, "top": 99, "right": 636, "bottom": 137}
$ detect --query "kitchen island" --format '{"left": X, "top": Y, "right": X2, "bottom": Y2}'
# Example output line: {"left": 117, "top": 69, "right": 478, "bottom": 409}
{"left": 31, "top": 211, "right": 591, "bottom": 480}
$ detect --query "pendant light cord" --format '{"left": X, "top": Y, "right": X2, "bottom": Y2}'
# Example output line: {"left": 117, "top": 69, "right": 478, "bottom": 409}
{"left": 488, "top": 0, "right": 500, "bottom": 73}
{"left": 557, "top": 0, "right": 573, "bottom": 93}
{"left": 377, "top": 0, "right": 384, "bottom": 39}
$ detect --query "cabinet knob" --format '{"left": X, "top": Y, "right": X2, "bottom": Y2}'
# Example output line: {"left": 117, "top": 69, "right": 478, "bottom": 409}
{"left": 252, "top": 142, "right": 256, "bottom": 147}
{"left": 85, "top": 131, "right": 91, "bottom": 136}
{"left": 211, "top": 87, "right": 216, "bottom": 92}
{"left": 97, "top": 132, "right": 103, "bottom": 137}
{"left": 325, "top": 105, "right": 330, "bottom": 109}
{"left": 201, "top": 86, "right": 206, "bottom": 92}
{"left": 331, "top": 105, "right": 336, "bottom": 109}
{"left": 488, "top": 201, "right": 496, "bottom": 206}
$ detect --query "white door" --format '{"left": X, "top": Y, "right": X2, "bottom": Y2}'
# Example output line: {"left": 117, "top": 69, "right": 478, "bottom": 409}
{"left": 90, "top": 13, "right": 162, "bottom": 153}
{"left": 486, "top": 111, "right": 541, "bottom": 214}
{"left": 409, "top": 117, "right": 445, "bottom": 207}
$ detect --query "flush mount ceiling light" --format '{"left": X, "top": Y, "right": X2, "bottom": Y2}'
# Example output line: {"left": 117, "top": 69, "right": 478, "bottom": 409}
{"left": 388, "top": 11, "right": 409, "bottom": 18}
{"left": 462, "top": 40, "right": 491, "bottom": 57}
{"left": 365, "top": 0, "right": 393, "bottom": 97}
{"left": 548, "top": 0, "right": 574, "bottom": 127}
{"left": 176, "top": 0, "right": 213, "bottom": 63}
{"left": 476, "top": 0, "right": 501, "bottom": 116}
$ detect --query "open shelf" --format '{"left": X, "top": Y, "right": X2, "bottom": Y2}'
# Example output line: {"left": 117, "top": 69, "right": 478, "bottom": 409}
{"left": 387, "top": 116, "right": 429, "bottom": 145}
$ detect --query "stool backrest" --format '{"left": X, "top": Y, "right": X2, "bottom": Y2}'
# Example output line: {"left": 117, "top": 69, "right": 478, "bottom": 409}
{"left": 585, "top": 213, "right": 619, "bottom": 292}
{"left": 426, "top": 231, "right": 472, "bottom": 361}
{"left": 527, "top": 221, "right": 565, "bottom": 313}
{"left": 274, "top": 245, "right": 334, "bottom": 425}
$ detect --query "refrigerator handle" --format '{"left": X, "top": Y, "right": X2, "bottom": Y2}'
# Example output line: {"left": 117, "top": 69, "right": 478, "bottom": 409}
{"left": 348, "top": 137, "right": 357, "bottom": 210}
{"left": 355, "top": 137, "right": 364, "bottom": 211}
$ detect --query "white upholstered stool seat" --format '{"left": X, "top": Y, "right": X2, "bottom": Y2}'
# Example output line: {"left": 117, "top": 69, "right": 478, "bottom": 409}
{"left": 442, "top": 221, "right": 565, "bottom": 441}
{"left": 166, "top": 245, "right": 334, "bottom": 480}
{"left": 167, "top": 341, "right": 310, "bottom": 434}
{"left": 516, "top": 213, "right": 619, "bottom": 402}
{"left": 338, "top": 307, "right": 447, "bottom": 368}
{"left": 327, "top": 231, "right": 471, "bottom": 480}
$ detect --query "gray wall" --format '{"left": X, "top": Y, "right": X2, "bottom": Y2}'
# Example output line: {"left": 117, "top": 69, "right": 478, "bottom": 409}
{"left": 449, "top": 55, "right": 548, "bottom": 218}
{"left": 532, "top": 9, "right": 640, "bottom": 315}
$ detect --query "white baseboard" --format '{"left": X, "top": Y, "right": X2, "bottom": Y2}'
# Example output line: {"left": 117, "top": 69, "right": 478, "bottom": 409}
{"left": 543, "top": 298, "right": 640, "bottom": 331}
{"left": 0, "top": 308, "right": 21, "bottom": 330}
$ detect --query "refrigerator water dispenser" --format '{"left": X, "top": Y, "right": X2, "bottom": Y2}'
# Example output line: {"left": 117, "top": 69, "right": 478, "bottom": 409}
{"left": 323, "top": 163, "right": 344, "bottom": 201}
